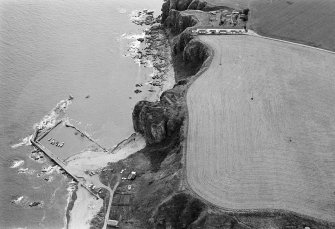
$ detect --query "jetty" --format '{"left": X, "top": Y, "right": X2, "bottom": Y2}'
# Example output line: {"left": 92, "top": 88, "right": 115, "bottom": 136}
{"left": 31, "top": 136, "right": 100, "bottom": 200}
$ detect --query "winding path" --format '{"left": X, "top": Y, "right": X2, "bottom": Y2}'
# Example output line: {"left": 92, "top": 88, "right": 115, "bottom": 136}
{"left": 186, "top": 35, "right": 335, "bottom": 223}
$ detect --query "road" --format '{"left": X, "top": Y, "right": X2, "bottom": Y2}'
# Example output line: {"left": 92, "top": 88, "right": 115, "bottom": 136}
{"left": 102, "top": 175, "right": 121, "bottom": 229}
{"left": 185, "top": 35, "right": 335, "bottom": 223}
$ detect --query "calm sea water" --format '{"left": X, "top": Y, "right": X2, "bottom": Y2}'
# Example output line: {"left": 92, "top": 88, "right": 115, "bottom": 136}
{"left": 0, "top": 0, "right": 162, "bottom": 228}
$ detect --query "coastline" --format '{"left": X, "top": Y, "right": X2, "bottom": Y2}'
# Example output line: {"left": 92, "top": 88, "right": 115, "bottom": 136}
{"left": 61, "top": 1, "right": 335, "bottom": 228}
{"left": 65, "top": 184, "right": 77, "bottom": 229}
{"left": 102, "top": 0, "right": 335, "bottom": 228}
{"left": 65, "top": 18, "right": 175, "bottom": 227}
{"left": 1, "top": 1, "right": 175, "bottom": 228}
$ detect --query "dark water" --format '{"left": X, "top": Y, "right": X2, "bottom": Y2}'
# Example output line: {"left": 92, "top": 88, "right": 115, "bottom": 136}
{"left": 0, "top": 0, "right": 162, "bottom": 228}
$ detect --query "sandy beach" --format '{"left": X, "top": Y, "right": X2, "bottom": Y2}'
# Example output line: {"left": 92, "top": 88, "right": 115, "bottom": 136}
{"left": 67, "top": 187, "right": 103, "bottom": 229}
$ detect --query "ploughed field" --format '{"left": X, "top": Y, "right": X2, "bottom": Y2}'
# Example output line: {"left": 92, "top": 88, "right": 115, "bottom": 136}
{"left": 186, "top": 35, "right": 335, "bottom": 222}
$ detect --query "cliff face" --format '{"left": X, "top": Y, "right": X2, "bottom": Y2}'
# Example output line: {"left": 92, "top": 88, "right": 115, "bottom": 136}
{"left": 133, "top": 86, "right": 186, "bottom": 145}
{"left": 162, "top": 0, "right": 233, "bottom": 23}
{"left": 113, "top": 1, "right": 335, "bottom": 228}
{"left": 132, "top": 7, "right": 211, "bottom": 145}
{"left": 164, "top": 10, "right": 198, "bottom": 34}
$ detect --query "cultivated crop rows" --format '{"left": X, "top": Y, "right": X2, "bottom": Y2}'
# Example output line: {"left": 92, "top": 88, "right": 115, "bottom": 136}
{"left": 186, "top": 35, "right": 335, "bottom": 222}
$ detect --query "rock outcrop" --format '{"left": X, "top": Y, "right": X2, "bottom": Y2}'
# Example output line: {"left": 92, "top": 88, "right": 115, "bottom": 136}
{"left": 182, "top": 39, "right": 210, "bottom": 64}
{"left": 133, "top": 4, "right": 212, "bottom": 146}
{"left": 133, "top": 85, "right": 186, "bottom": 145}
{"left": 162, "top": 0, "right": 233, "bottom": 24}
{"left": 164, "top": 9, "right": 198, "bottom": 34}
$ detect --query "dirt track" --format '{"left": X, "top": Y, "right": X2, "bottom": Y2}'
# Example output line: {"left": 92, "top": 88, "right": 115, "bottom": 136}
{"left": 186, "top": 35, "right": 335, "bottom": 222}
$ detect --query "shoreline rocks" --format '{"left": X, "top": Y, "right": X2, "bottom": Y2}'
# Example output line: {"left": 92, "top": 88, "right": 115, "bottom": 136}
{"left": 126, "top": 11, "right": 175, "bottom": 100}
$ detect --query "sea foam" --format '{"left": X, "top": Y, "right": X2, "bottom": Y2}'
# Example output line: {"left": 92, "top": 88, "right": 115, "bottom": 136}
{"left": 11, "top": 135, "right": 33, "bottom": 149}
{"left": 11, "top": 98, "right": 72, "bottom": 149}
{"left": 10, "top": 160, "right": 24, "bottom": 168}
{"left": 33, "top": 98, "right": 72, "bottom": 131}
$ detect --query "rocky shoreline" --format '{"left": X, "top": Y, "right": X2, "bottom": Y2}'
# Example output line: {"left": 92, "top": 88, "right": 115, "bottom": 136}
{"left": 89, "top": 0, "right": 335, "bottom": 228}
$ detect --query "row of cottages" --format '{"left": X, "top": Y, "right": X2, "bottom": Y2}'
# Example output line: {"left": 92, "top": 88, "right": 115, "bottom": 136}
{"left": 192, "top": 28, "right": 246, "bottom": 35}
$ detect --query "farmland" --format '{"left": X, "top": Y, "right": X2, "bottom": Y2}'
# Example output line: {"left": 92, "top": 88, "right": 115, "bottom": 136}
{"left": 186, "top": 35, "right": 335, "bottom": 223}
{"left": 203, "top": 0, "right": 335, "bottom": 51}
{"left": 249, "top": 0, "right": 335, "bottom": 52}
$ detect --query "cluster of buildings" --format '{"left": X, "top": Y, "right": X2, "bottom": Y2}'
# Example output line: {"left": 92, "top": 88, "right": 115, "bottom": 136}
{"left": 190, "top": 8, "right": 249, "bottom": 36}
{"left": 191, "top": 28, "right": 247, "bottom": 35}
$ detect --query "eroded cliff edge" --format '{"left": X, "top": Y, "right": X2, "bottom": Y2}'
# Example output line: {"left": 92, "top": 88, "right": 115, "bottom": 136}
{"left": 96, "top": 1, "right": 334, "bottom": 228}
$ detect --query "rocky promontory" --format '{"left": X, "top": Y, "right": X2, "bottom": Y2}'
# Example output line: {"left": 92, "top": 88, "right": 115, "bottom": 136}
{"left": 133, "top": 85, "right": 186, "bottom": 145}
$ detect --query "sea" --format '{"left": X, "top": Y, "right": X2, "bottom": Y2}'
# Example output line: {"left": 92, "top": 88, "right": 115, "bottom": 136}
{"left": 0, "top": 0, "right": 163, "bottom": 228}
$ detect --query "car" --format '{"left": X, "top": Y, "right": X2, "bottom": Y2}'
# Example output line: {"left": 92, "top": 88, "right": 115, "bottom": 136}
{"left": 198, "top": 30, "right": 207, "bottom": 34}
{"left": 127, "top": 171, "right": 137, "bottom": 180}
{"left": 208, "top": 30, "right": 217, "bottom": 35}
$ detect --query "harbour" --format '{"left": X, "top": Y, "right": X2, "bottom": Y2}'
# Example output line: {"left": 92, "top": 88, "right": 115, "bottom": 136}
{"left": 31, "top": 126, "right": 101, "bottom": 199}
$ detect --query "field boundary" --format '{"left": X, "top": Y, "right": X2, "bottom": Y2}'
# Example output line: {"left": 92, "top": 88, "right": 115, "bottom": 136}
{"left": 247, "top": 30, "right": 335, "bottom": 55}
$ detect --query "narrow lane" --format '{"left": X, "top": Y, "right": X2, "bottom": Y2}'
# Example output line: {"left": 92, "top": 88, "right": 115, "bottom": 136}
{"left": 102, "top": 175, "right": 121, "bottom": 229}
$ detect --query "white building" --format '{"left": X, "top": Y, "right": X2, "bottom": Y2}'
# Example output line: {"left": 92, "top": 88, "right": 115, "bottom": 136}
{"left": 107, "top": 220, "right": 119, "bottom": 228}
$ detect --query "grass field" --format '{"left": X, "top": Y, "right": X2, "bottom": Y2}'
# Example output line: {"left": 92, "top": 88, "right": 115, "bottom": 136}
{"left": 204, "top": 0, "right": 335, "bottom": 51}
{"left": 186, "top": 35, "right": 335, "bottom": 223}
